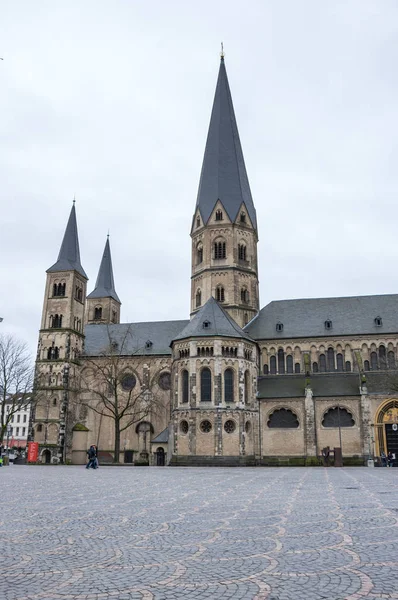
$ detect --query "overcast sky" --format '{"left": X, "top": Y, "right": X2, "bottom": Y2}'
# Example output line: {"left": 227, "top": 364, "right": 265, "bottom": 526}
{"left": 1, "top": 1, "right": 398, "bottom": 357}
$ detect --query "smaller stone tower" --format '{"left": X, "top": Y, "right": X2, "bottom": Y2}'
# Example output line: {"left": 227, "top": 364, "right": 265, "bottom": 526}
{"left": 86, "top": 236, "right": 121, "bottom": 325}
{"left": 33, "top": 203, "right": 87, "bottom": 463}
{"left": 170, "top": 297, "right": 259, "bottom": 465}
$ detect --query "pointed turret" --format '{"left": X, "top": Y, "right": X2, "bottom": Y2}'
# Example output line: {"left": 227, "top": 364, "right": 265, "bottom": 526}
{"left": 47, "top": 204, "right": 87, "bottom": 278}
{"left": 86, "top": 236, "right": 121, "bottom": 325}
{"left": 87, "top": 237, "right": 120, "bottom": 303}
{"left": 195, "top": 55, "right": 257, "bottom": 230}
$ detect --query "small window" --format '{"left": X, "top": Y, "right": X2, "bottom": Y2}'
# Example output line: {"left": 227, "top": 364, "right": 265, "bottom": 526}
{"left": 276, "top": 322, "right": 283, "bottom": 332}
{"left": 370, "top": 351, "right": 378, "bottom": 370}
{"left": 53, "top": 398, "right": 57, "bottom": 406}
{"left": 196, "top": 290, "right": 201, "bottom": 308}
{"left": 196, "top": 216, "right": 200, "bottom": 228}
{"left": 180, "top": 420, "right": 189, "bottom": 434}
{"left": 94, "top": 307, "right": 102, "bottom": 320}
{"left": 325, "top": 320, "right": 332, "bottom": 330}
{"left": 263, "top": 364, "right": 269, "bottom": 375}
{"left": 224, "top": 419, "right": 236, "bottom": 433}
{"left": 23, "top": 414, "right": 27, "bottom": 423}
{"left": 388, "top": 351, "right": 395, "bottom": 369}
{"left": 121, "top": 374, "right": 136, "bottom": 390}
{"left": 215, "top": 209, "right": 223, "bottom": 221}
{"left": 241, "top": 288, "right": 249, "bottom": 304}
{"left": 375, "top": 316, "right": 382, "bottom": 327}
{"left": 112, "top": 310, "right": 117, "bottom": 323}
{"left": 145, "top": 340, "right": 153, "bottom": 349}
{"left": 196, "top": 244, "right": 203, "bottom": 265}
{"left": 336, "top": 353, "right": 344, "bottom": 371}
{"left": 200, "top": 419, "right": 212, "bottom": 433}
{"left": 294, "top": 362, "right": 301, "bottom": 374}
{"left": 345, "top": 360, "right": 351, "bottom": 372}
{"left": 22, "top": 427, "right": 26, "bottom": 436}
{"left": 158, "top": 372, "right": 171, "bottom": 390}
{"left": 240, "top": 212, "right": 246, "bottom": 223}
{"left": 202, "top": 320, "right": 211, "bottom": 329}
{"left": 216, "top": 286, "right": 225, "bottom": 302}
{"left": 37, "top": 424, "right": 43, "bottom": 432}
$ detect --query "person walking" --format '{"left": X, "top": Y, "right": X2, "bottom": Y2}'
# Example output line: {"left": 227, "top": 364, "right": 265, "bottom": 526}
{"left": 86, "top": 445, "right": 97, "bottom": 469}
{"left": 387, "top": 451, "right": 394, "bottom": 468}
{"left": 381, "top": 451, "right": 387, "bottom": 467}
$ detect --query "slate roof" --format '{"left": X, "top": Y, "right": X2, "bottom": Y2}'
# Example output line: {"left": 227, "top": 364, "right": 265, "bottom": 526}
{"left": 172, "top": 297, "right": 253, "bottom": 343}
{"left": 151, "top": 428, "right": 169, "bottom": 444}
{"left": 195, "top": 57, "right": 257, "bottom": 230}
{"left": 84, "top": 320, "right": 189, "bottom": 357}
{"left": 47, "top": 204, "right": 87, "bottom": 278}
{"left": 87, "top": 237, "right": 120, "bottom": 303}
{"left": 257, "top": 373, "right": 361, "bottom": 399}
{"left": 245, "top": 294, "right": 398, "bottom": 340}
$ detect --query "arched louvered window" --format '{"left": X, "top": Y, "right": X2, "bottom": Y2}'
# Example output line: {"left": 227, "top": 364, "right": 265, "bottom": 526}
{"left": 215, "top": 209, "right": 223, "bottom": 221}
{"left": 313, "top": 362, "right": 319, "bottom": 373}
{"left": 345, "top": 361, "right": 351, "bottom": 372}
{"left": 370, "top": 351, "right": 378, "bottom": 370}
{"left": 379, "top": 345, "right": 387, "bottom": 369}
{"left": 278, "top": 349, "right": 285, "bottom": 374}
{"left": 263, "top": 364, "right": 269, "bottom": 375}
{"left": 336, "top": 353, "right": 344, "bottom": 371}
{"left": 364, "top": 360, "right": 370, "bottom": 371}
{"left": 294, "top": 362, "right": 301, "bottom": 374}
{"left": 216, "top": 286, "right": 225, "bottom": 302}
{"left": 196, "top": 290, "right": 201, "bottom": 308}
{"left": 327, "top": 348, "right": 335, "bottom": 371}
{"left": 388, "top": 351, "right": 395, "bottom": 369}
{"left": 244, "top": 370, "right": 250, "bottom": 404}
{"left": 240, "top": 288, "right": 249, "bottom": 303}
{"left": 94, "top": 307, "right": 102, "bottom": 320}
{"left": 238, "top": 244, "right": 247, "bottom": 261}
{"left": 200, "top": 368, "right": 212, "bottom": 402}
{"left": 286, "top": 355, "right": 293, "bottom": 373}
{"left": 214, "top": 241, "right": 226, "bottom": 259}
{"left": 182, "top": 370, "right": 189, "bottom": 404}
{"left": 319, "top": 354, "right": 327, "bottom": 372}
{"left": 196, "top": 244, "right": 203, "bottom": 265}
{"left": 270, "top": 356, "right": 276, "bottom": 374}
{"left": 224, "top": 369, "right": 234, "bottom": 403}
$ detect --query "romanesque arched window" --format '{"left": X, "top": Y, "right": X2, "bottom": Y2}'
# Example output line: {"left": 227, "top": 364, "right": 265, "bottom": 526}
{"left": 388, "top": 351, "right": 396, "bottom": 369}
{"left": 327, "top": 348, "right": 335, "bottom": 371}
{"left": 345, "top": 361, "right": 351, "bottom": 372}
{"left": 379, "top": 345, "right": 387, "bottom": 369}
{"left": 196, "top": 216, "right": 200, "bottom": 228}
{"left": 322, "top": 407, "right": 355, "bottom": 427}
{"left": 224, "top": 368, "right": 234, "bottom": 403}
{"left": 238, "top": 244, "right": 247, "bottom": 261}
{"left": 51, "top": 314, "right": 62, "bottom": 328}
{"left": 244, "top": 370, "right": 250, "bottom": 403}
{"left": 214, "top": 240, "right": 226, "bottom": 259}
{"left": 196, "top": 289, "right": 201, "bottom": 308}
{"left": 286, "top": 355, "right": 293, "bottom": 373}
{"left": 216, "top": 286, "right": 225, "bottom": 302}
{"left": 53, "top": 283, "right": 57, "bottom": 297}
{"left": 336, "top": 353, "right": 344, "bottom": 371}
{"left": 295, "top": 362, "right": 301, "bottom": 373}
{"left": 278, "top": 349, "right": 285, "bottom": 374}
{"left": 94, "top": 307, "right": 102, "bottom": 320}
{"left": 267, "top": 408, "right": 299, "bottom": 428}
{"left": 215, "top": 209, "right": 223, "bottom": 221}
{"left": 182, "top": 370, "right": 189, "bottom": 404}
{"left": 200, "top": 368, "right": 211, "bottom": 402}
{"left": 319, "top": 354, "right": 326, "bottom": 372}
{"left": 270, "top": 356, "right": 276, "bottom": 374}
{"left": 240, "top": 288, "right": 249, "bottom": 304}
{"left": 370, "top": 351, "right": 378, "bottom": 370}
{"left": 364, "top": 360, "right": 370, "bottom": 371}
{"left": 53, "top": 347, "right": 59, "bottom": 359}
{"left": 196, "top": 243, "right": 203, "bottom": 265}
{"left": 263, "top": 364, "right": 269, "bottom": 375}
{"left": 312, "top": 361, "right": 319, "bottom": 373}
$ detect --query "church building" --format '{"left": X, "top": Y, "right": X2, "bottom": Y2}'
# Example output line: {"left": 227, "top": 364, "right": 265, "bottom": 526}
{"left": 31, "top": 54, "right": 398, "bottom": 466}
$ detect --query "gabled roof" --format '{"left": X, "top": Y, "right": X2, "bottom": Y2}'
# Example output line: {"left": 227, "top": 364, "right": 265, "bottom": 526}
{"left": 84, "top": 320, "right": 189, "bottom": 357}
{"left": 151, "top": 428, "right": 169, "bottom": 444}
{"left": 173, "top": 297, "right": 253, "bottom": 342}
{"left": 47, "top": 204, "right": 87, "bottom": 278}
{"left": 245, "top": 294, "right": 398, "bottom": 340}
{"left": 195, "top": 57, "right": 257, "bottom": 230}
{"left": 87, "top": 237, "right": 120, "bottom": 303}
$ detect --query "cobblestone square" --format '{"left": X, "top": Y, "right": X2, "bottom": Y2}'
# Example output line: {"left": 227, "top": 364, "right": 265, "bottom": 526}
{"left": 2, "top": 466, "right": 398, "bottom": 600}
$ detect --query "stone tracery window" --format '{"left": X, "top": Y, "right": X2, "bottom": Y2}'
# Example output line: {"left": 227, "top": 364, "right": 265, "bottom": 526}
{"left": 267, "top": 408, "right": 299, "bottom": 428}
{"left": 224, "top": 419, "right": 236, "bottom": 434}
{"left": 322, "top": 407, "right": 355, "bottom": 428}
{"left": 200, "top": 420, "right": 212, "bottom": 433}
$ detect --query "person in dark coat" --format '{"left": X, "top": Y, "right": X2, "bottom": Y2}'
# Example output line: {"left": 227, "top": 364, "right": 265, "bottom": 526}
{"left": 86, "top": 445, "right": 97, "bottom": 469}
{"left": 387, "top": 451, "right": 394, "bottom": 468}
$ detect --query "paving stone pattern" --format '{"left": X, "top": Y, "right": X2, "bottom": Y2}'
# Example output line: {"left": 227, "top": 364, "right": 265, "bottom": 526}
{"left": 1, "top": 466, "right": 398, "bottom": 600}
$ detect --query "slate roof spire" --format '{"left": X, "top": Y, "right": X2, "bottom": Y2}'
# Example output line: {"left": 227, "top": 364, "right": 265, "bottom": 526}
{"left": 47, "top": 203, "right": 87, "bottom": 278}
{"left": 195, "top": 54, "right": 257, "bottom": 230}
{"left": 87, "top": 236, "right": 120, "bottom": 303}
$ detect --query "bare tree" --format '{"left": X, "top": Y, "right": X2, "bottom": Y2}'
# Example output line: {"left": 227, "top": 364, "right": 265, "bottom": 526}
{"left": 0, "top": 334, "right": 36, "bottom": 445}
{"left": 78, "top": 326, "right": 165, "bottom": 463}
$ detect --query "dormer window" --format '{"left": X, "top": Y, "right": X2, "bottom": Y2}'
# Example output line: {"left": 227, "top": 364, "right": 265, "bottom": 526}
{"left": 240, "top": 212, "right": 246, "bottom": 223}
{"left": 375, "top": 316, "right": 382, "bottom": 327}
{"left": 324, "top": 319, "right": 332, "bottom": 330}
{"left": 276, "top": 322, "right": 283, "bottom": 332}
{"left": 145, "top": 340, "right": 153, "bottom": 349}
{"left": 203, "top": 320, "right": 211, "bottom": 329}
{"left": 215, "top": 209, "right": 223, "bottom": 221}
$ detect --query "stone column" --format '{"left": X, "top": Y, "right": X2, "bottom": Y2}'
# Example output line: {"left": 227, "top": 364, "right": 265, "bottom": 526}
{"left": 359, "top": 382, "right": 372, "bottom": 459}
{"left": 304, "top": 386, "right": 317, "bottom": 457}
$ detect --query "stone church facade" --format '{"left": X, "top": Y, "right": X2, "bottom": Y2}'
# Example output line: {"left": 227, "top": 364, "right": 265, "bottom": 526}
{"left": 31, "top": 55, "right": 398, "bottom": 466}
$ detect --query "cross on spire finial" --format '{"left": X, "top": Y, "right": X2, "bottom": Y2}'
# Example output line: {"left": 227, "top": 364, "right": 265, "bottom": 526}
{"left": 220, "top": 42, "right": 225, "bottom": 60}
{"left": 73, "top": 195, "right": 76, "bottom": 205}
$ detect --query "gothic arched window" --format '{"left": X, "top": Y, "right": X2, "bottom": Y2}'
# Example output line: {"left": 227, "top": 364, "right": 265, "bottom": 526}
{"left": 182, "top": 370, "right": 189, "bottom": 404}
{"left": 216, "top": 286, "right": 225, "bottom": 302}
{"left": 286, "top": 355, "right": 293, "bottom": 373}
{"left": 336, "top": 353, "right": 344, "bottom": 371}
{"left": 270, "top": 356, "right": 277, "bottom": 374}
{"left": 224, "top": 368, "right": 234, "bottom": 403}
{"left": 201, "top": 368, "right": 212, "bottom": 402}
{"left": 319, "top": 354, "right": 327, "bottom": 372}
{"left": 278, "top": 349, "right": 285, "bottom": 374}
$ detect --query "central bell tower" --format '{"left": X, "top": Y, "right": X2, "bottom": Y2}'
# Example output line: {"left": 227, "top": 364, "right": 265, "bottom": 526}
{"left": 190, "top": 54, "right": 259, "bottom": 328}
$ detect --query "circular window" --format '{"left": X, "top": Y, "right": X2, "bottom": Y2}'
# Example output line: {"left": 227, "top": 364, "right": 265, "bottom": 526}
{"left": 180, "top": 420, "right": 189, "bottom": 434}
{"left": 158, "top": 372, "right": 171, "bottom": 391}
{"left": 200, "top": 420, "right": 212, "bottom": 433}
{"left": 245, "top": 421, "right": 251, "bottom": 434}
{"left": 121, "top": 374, "right": 136, "bottom": 391}
{"left": 224, "top": 420, "right": 236, "bottom": 434}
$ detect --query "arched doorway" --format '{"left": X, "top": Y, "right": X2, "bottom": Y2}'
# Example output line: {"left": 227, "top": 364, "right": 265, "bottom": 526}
{"left": 42, "top": 449, "right": 51, "bottom": 464}
{"left": 375, "top": 399, "right": 398, "bottom": 466}
{"left": 156, "top": 447, "right": 165, "bottom": 466}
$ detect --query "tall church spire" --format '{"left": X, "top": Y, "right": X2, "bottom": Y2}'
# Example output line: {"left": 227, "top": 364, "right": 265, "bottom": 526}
{"left": 47, "top": 204, "right": 87, "bottom": 278}
{"left": 195, "top": 55, "right": 257, "bottom": 230}
{"left": 87, "top": 236, "right": 120, "bottom": 303}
